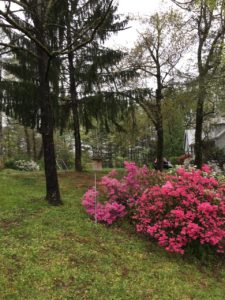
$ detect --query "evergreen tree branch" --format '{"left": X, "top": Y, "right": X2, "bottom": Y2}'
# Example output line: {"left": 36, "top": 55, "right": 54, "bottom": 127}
{"left": 0, "top": 0, "right": 28, "bottom": 10}
{"left": 52, "top": 0, "right": 114, "bottom": 56}
{"left": 0, "top": 42, "right": 37, "bottom": 57}
{"left": 0, "top": 8, "right": 52, "bottom": 56}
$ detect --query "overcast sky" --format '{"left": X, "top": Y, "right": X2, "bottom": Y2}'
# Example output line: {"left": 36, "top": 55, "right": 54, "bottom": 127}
{"left": 107, "top": 0, "right": 174, "bottom": 48}
{"left": 117, "top": 0, "right": 168, "bottom": 15}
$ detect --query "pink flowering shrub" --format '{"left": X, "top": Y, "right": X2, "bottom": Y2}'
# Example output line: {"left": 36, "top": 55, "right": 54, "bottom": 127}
{"left": 82, "top": 188, "right": 127, "bottom": 225}
{"left": 82, "top": 162, "right": 225, "bottom": 256}
{"left": 82, "top": 161, "right": 164, "bottom": 224}
{"left": 100, "top": 161, "right": 164, "bottom": 208}
{"left": 134, "top": 165, "right": 225, "bottom": 254}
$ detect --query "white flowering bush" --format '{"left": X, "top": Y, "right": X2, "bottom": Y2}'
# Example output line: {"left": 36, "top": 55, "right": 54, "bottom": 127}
{"left": 14, "top": 160, "right": 40, "bottom": 171}
{"left": 207, "top": 160, "right": 223, "bottom": 174}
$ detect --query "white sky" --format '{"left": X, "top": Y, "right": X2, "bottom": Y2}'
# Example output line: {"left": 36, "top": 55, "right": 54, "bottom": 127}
{"left": 117, "top": 0, "right": 169, "bottom": 15}
{"left": 107, "top": 0, "right": 195, "bottom": 87}
{"left": 0, "top": 0, "right": 173, "bottom": 48}
{"left": 108, "top": 0, "right": 174, "bottom": 48}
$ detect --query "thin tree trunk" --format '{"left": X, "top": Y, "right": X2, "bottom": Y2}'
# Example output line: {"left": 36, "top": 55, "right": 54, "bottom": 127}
{"left": 72, "top": 102, "right": 82, "bottom": 172}
{"left": 155, "top": 88, "right": 164, "bottom": 171}
{"left": 156, "top": 123, "right": 164, "bottom": 171}
{"left": 67, "top": 15, "right": 82, "bottom": 172}
{"left": 0, "top": 111, "right": 3, "bottom": 168}
{"left": 108, "top": 143, "right": 113, "bottom": 168}
{"left": 24, "top": 126, "right": 31, "bottom": 158}
{"left": 37, "top": 141, "right": 43, "bottom": 160}
{"left": 0, "top": 67, "right": 3, "bottom": 168}
{"left": 32, "top": 129, "right": 37, "bottom": 161}
{"left": 16, "top": 133, "right": 22, "bottom": 157}
{"left": 37, "top": 49, "right": 62, "bottom": 205}
{"left": 193, "top": 2, "right": 222, "bottom": 169}
{"left": 194, "top": 78, "right": 206, "bottom": 169}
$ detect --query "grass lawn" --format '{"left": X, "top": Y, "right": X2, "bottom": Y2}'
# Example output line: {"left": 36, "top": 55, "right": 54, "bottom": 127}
{"left": 0, "top": 169, "right": 225, "bottom": 300}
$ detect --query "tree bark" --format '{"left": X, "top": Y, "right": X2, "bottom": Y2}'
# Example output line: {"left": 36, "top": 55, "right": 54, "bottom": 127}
{"left": 156, "top": 122, "right": 164, "bottom": 171}
{"left": 24, "top": 126, "right": 31, "bottom": 158}
{"left": 0, "top": 111, "right": 3, "bottom": 168}
{"left": 67, "top": 15, "right": 82, "bottom": 172}
{"left": 37, "top": 141, "right": 43, "bottom": 160}
{"left": 72, "top": 100, "right": 82, "bottom": 172}
{"left": 193, "top": 2, "right": 225, "bottom": 168}
{"left": 32, "top": 129, "right": 37, "bottom": 161}
{"left": 107, "top": 143, "right": 113, "bottom": 168}
{"left": 37, "top": 48, "right": 62, "bottom": 205}
{"left": 155, "top": 87, "right": 164, "bottom": 171}
{"left": 194, "top": 78, "right": 206, "bottom": 169}
{"left": 68, "top": 53, "right": 82, "bottom": 172}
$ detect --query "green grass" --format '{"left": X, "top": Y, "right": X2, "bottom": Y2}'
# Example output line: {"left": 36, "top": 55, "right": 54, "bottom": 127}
{"left": 0, "top": 169, "right": 225, "bottom": 300}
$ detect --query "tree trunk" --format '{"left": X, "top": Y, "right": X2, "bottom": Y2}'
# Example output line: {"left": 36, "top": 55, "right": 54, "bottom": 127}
{"left": 72, "top": 103, "right": 82, "bottom": 172}
{"left": 24, "top": 126, "right": 31, "bottom": 158}
{"left": 155, "top": 88, "right": 164, "bottom": 171}
{"left": 37, "top": 141, "right": 43, "bottom": 160}
{"left": 67, "top": 22, "right": 82, "bottom": 172}
{"left": 107, "top": 143, "right": 113, "bottom": 168}
{"left": 156, "top": 122, "right": 164, "bottom": 171}
{"left": 37, "top": 49, "right": 62, "bottom": 205}
{"left": 0, "top": 111, "right": 3, "bottom": 168}
{"left": 194, "top": 78, "right": 205, "bottom": 169}
{"left": 32, "top": 130, "right": 37, "bottom": 161}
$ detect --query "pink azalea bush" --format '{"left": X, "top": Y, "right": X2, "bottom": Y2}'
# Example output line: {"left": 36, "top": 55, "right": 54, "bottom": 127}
{"left": 134, "top": 165, "right": 225, "bottom": 254}
{"left": 82, "top": 162, "right": 164, "bottom": 224}
{"left": 100, "top": 162, "right": 164, "bottom": 208}
{"left": 82, "top": 162, "right": 225, "bottom": 255}
{"left": 82, "top": 187, "right": 127, "bottom": 225}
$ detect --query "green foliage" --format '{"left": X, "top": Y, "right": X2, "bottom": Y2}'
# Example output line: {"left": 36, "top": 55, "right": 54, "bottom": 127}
{"left": 202, "top": 141, "right": 225, "bottom": 166}
{"left": 0, "top": 49, "right": 60, "bottom": 129}
{"left": 4, "top": 159, "right": 40, "bottom": 171}
{"left": 1, "top": 121, "right": 42, "bottom": 163}
{"left": 81, "top": 108, "right": 156, "bottom": 167}
{"left": 54, "top": 132, "right": 74, "bottom": 170}
{"left": 4, "top": 159, "right": 17, "bottom": 169}
{"left": 169, "top": 156, "right": 179, "bottom": 165}
{"left": 163, "top": 88, "right": 196, "bottom": 158}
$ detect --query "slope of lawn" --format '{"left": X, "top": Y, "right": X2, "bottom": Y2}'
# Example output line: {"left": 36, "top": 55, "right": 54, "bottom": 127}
{"left": 0, "top": 169, "right": 225, "bottom": 300}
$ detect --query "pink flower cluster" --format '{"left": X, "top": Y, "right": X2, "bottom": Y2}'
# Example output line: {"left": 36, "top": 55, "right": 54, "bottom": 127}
{"left": 100, "top": 162, "right": 158, "bottom": 208}
{"left": 135, "top": 166, "right": 225, "bottom": 254}
{"left": 82, "top": 162, "right": 225, "bottom": 255}
{"left": 82, "top": 188, "right": 127, "bottom": 225}
{"left": 82, "top": 162, "right": 163, "bottom": 224}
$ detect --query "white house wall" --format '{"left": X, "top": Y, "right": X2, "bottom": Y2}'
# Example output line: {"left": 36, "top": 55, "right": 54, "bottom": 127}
{"left": 215, "top": 132, "right": 225, "bottom": 149}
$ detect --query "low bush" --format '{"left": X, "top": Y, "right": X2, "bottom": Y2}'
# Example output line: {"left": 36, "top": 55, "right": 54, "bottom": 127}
{"left": 4, "top": 159, "right": 17, "bottom": 169}
{"left": 82, "top": 187, "right": 127, "bottom": 225}
{"left": 82, "top": 163, "right": 225, "bottom": 256}
{"left": 134, "top": 165, "right": 225, "bottom": 254}
{"left": 82, "top": 162, "right": 164, "bottom": 223}
{"left": 5, "top": 159, "right": 40, "bottom": 171}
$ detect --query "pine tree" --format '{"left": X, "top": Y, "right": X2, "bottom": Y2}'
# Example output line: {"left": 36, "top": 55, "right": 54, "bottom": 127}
{"left": 60, "top": 0, "right": 137, "bottom": 172}
{"left": 0, "top": 0, "right": 117, "bottom": 205}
